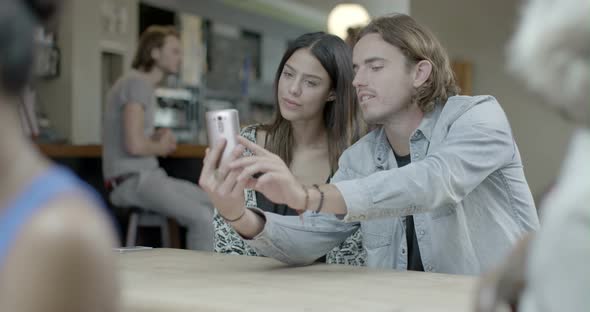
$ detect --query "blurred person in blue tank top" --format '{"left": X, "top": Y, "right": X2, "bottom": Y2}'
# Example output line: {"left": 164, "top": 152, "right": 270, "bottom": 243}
{"left": 0, "top": 1, "right": 119, "bottom": 311}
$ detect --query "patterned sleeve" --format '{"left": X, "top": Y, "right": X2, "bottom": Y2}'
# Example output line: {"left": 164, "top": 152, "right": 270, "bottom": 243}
{"left": 326, "top": 228, "right": 366, "bottom": 266}
{"left": 213, "top": 124, "right": 261, "bottom": 256}
{"left": 238, "top": 124, "right": 259, "bottom": 209}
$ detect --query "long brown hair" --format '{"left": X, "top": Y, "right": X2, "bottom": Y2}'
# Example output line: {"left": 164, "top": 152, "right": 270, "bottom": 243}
{"left": 358, "top": 14, "right": 459, "bottom": 112}
{"left": 132, "top": 25, "right": 179, "bottom": 72}
{"left": 262, "top": 32, "right": 365, "bottom": 173}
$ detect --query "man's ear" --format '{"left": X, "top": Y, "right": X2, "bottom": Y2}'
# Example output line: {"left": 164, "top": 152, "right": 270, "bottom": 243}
{"left": 151, "top": 48, "right": 161, "bottom": 63}
{"left": 326, "top": 90, "right": 336, "bottom": 102}
{"left": 413, "top": 60, "right": 433, "bottom": 88}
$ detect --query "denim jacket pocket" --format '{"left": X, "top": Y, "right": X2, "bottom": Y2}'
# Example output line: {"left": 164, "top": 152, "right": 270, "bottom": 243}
{"left": 362, "top": 219, "right": 393, "bottom": 249}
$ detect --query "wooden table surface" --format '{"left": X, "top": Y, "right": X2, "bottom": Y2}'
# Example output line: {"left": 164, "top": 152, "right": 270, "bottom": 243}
{"left": 36, "top": 143, "right": 206, "bottom": 158}
{"left": 118, "top": 248, "right": 477, "bottom": 312}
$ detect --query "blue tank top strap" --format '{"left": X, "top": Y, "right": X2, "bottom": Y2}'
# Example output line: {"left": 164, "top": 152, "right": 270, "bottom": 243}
{"left": 0, "top": 166, "right": 105, "bottom": 266}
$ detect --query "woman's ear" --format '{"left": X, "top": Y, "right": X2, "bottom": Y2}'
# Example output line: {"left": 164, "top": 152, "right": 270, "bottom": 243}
{"left": 326, "top": 90, "right": 336, "bottom": 102}
{"left": 413, "top": 60, "right": 433, "bottom": 88}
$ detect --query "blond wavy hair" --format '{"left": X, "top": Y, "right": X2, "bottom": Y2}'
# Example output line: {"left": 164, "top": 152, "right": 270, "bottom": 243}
{"left": 357, "top": 14, "right": 459, "bottom": 112}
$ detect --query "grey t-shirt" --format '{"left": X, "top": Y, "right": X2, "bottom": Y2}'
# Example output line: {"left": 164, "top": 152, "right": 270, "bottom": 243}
{"left": 102, "top": 70, "right": 159, "bottom": 179}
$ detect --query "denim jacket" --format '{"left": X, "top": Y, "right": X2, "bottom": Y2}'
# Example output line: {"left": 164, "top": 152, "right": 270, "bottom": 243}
{"left": 246, "top": 95, "right": 540, "bottom": 275}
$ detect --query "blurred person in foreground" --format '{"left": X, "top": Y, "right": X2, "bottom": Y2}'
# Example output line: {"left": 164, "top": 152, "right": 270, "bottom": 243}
{"left": 0, "top": 0, "right": 119, "bottom": 311}
{"left": 475, "top": 0, "right": 590, "bottom": 311}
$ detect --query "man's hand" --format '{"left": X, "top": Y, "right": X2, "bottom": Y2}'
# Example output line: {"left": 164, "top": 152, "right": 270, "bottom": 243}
{"left": 154, "top": 128, "right": 177, "bottom": 156}
{"left": 152, "top": 128, "right": 168, "bottom": 140}
{"left": 230, "top": 136, "right": 308, "bottom": 212}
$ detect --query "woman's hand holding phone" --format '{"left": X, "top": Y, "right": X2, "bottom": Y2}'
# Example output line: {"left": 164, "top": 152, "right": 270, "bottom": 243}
{"left": 200, "top": 109, "right": 252, "bottom": 221}
{"left": 199, "top": 138, "right": 251, "bottom": 221}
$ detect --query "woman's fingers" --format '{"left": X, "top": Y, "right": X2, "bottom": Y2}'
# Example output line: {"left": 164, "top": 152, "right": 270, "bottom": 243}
{"left": 231, "top": 173, "right": 251, "bottom": 197}
{"left": 218, "top": 169, "right": 240, "bottom": 196}
{"left": 231, "top": 144, "right": 246, "bottom": 159}
{"left": 217, "top": 143, "right": 245, "bottom": 180}
{"left": 236, "top": 136, "right": 270, "bottom": 156}
{"left": 202, "top": 138, "right": 226, "bottom": 176}
{"left": 199, "top": 143, "right": 224, "bottom": 190}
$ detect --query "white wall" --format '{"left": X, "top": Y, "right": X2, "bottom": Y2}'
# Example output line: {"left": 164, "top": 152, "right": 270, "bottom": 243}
{"left": 37, "top": 0, "right": 138, "bottom": 144}
{"left": 69, "top": 0, "right": 101, "bottom": 144}
{"left": 411, "top": 0, "right": 576, "bottom": 199}
{"left": 363, "top": 0, "right": 410, "bottom": 16}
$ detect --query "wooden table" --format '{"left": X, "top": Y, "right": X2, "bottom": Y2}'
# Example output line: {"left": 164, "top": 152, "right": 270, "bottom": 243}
{"left": 36, "top": 144, "right": 206, "bottom": 158}
{"left": 118, "top": 248, "right": 477, "bottom": 312}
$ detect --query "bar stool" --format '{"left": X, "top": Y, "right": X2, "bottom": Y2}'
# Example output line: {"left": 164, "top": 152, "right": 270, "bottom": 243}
{"left": 125, "top": 208, "right": 181, "bottom": 248}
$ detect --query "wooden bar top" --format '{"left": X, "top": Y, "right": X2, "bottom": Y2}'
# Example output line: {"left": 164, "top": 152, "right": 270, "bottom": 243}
{"left": 37, "top": 143, "right": 206, "bottom": 158}
{"left": 118, "top": 248, "right": 477, "bottom": 312}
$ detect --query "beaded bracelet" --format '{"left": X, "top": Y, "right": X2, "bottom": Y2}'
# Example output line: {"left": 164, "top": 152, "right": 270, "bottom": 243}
{"left": 300, "top": 184, "right": 309, "bottom": 214}
{"left": 312, "top": 184, "right": 324, "bottom": 213}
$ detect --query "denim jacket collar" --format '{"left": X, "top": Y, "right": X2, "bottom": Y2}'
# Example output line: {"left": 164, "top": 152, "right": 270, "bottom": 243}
{"left": 372, "top": 103, "right": 443, "bottom": 167}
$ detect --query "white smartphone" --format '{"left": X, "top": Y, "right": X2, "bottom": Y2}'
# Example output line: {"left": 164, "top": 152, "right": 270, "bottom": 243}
{"left": 205, "top": 109, "right": 240, "bottom": 165}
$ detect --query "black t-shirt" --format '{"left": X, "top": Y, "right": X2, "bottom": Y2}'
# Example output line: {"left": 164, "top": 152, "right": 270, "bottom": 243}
{"left": 255, "top": 192, "right": 298, "bottom": 216}
{"left": 255, "top": 176, "right": 331, "bottom": 215}
{"left": 393, "top": 151, "right": 425, "bottom": 272}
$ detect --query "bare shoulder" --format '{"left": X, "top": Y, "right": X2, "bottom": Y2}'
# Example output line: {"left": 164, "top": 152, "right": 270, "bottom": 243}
{"left": 27, "top": 195, "right": 117, "bottom": 251}
{"left": 0, "top": 196, "right": 119, "bottom": 311}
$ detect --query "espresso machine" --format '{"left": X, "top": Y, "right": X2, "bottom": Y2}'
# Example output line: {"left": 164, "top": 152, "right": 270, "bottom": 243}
{"left": 153, "top": 87, "right": 199, "bottom": 143}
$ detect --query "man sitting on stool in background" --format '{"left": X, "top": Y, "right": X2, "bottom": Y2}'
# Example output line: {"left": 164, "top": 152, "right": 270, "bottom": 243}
{"left": 102, "top": 25, "right": 214, "bottom": 250}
